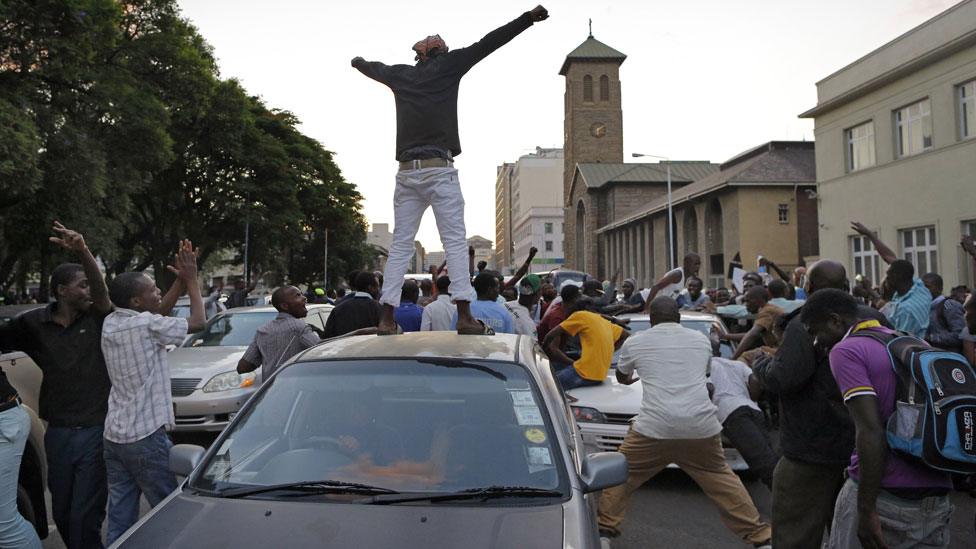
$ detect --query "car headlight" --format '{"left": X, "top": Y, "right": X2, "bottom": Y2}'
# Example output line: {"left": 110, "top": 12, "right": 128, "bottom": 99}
{"left": 571, "top": 406, "right": 607, "bottom": 423}
{"left": 202, "top": 371, "right": 255, "bottom": 393}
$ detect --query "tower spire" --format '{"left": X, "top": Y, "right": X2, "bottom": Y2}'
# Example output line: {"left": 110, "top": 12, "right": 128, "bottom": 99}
{"left": 588, "top": 18, "right": 593, "bottom": 38}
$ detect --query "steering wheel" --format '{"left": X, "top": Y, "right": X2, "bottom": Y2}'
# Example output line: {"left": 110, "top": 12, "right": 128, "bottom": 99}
{"left": 304, "top": 436, "right": 359, "bottom": 458}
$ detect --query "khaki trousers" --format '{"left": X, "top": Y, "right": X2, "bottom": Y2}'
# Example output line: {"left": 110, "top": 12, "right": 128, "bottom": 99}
{"left": 597, "top": 428, "right": 771, "bottom": 544}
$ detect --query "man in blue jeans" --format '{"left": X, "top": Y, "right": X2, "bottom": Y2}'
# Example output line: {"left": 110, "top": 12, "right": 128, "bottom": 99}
{"left": 0, "top": 378, "right": 41, "bottom": 548}
{"left": 100, "top": 240, "right": 206, "bottom": 544}
{"left": 0, "top": 222, "right": 111, "bottom": 549}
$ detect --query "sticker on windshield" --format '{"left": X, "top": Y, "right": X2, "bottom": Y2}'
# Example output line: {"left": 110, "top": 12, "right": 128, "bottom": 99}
{"left": 524, "top": 428, "right": 546, "bottom": 444}
{"left": 509, "top": 390, "right": 535, "bottom": 407}
{"left": 527, "top": 446, "right": 552, "bottom": 466}
{"left": 514, "top": 406, "right": 544, "bottom": 426}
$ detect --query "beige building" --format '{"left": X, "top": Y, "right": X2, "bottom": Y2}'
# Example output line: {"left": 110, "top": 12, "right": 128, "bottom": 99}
{"left": 467, "top": 235, "right": 495, "bottom": 272}
{"left": 597, "top": 142, "right": 819, "bottom": 289}
{"left": 801, "top": 0, "right": 976, "bottom": 288}
{"left": 495, "top": 148, "right": 564, "bottom": 273}
{"left": 366, "top": 222, "right": 425, "bottom": 273}
{"left": 494, "top": 163, "right": 515, "bottom": 270}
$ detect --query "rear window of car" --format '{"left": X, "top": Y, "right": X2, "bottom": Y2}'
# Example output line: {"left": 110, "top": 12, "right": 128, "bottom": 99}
{"left": 183, "top": 312, "right": 277, "bottom": 347}
{"left": 193, "top": 359, "right": 569, "bottom": 498}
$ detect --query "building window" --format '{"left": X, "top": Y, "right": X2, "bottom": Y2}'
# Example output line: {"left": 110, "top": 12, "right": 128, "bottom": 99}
{"left": 544, "top": 241, "right": 553, "bottom": 252}
{"left": 845, "top": 121, "right": 876, "bottom": 171}
{"left": 777, "top": 204, "right": 789, "bottom": 224}
{"left": 901, "top": 226, "right": 938, "bottom": 275}
{"left": 599, "top": 75, "right": 609, "bottom": 101}
{"left": 894, "top": 99, "right": 932, "bottom": 157}
{"left": 851, "top": 235, "right": 882, "bottom": 286}
{"left": 583, "top": 75, "right": 593, "bottom": 102}
{"left": 963, "top": 220, "right": 976, "bottom": 285}
{"left": 960, "top": 80, "right": 976, "bottom": 140}
{"left": 544, "top": 222, "right": 553, "bottom": 234}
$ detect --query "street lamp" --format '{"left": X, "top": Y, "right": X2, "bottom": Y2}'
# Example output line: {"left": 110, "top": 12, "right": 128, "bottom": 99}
{"left": 632, "top": 152, "right": 674, "bottom": 270}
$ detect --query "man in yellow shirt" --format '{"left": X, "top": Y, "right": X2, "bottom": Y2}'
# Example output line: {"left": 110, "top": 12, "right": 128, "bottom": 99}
{"left": 543, "top": 289, "right": 629, "bottom": 390}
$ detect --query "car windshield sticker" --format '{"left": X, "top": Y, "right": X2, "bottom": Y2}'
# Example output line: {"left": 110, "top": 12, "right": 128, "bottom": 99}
{"left": 515, "top": 405, "right": 544, "bottom": 426}
{"left": 527, "top": 446, "right": 552, "bottom": 466}
{"left": 509, "top": 390, "right": 535, "bottom": 407}
{"left": 524, "top": 428, "right": 546, "bottom": 444}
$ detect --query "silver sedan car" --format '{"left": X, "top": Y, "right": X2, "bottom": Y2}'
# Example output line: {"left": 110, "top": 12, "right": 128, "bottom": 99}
{"left": 116, "top": 333, "right": 627, "bottom": 548}
{"left": 169, "top": 304, "right": 333, "bottom": 432}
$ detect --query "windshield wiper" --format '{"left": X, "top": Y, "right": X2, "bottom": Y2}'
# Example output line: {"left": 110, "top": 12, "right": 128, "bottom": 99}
{"left": 218, "top": 480, "right": 400, "bottom": 499}
{"left": 365, "top": 485, "right": 563, "bottom": 505}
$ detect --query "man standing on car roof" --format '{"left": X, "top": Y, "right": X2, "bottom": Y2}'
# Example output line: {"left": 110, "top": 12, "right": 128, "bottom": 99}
{"left": 351, "top": 5, "right": 549, "bottom": 335}
{"left": 0, "top": 222, "right": 112, "bottom": 549}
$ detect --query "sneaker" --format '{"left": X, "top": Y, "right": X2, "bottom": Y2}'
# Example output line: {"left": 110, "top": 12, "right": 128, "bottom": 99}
{"left": 753, "top": 539, "right": 772, "bottom": 549}
{"left": 600, "top": 536, "right": 611, "bottom": 549}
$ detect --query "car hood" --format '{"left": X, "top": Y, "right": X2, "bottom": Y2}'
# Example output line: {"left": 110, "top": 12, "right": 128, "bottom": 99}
{"left": 118, "top": 492, "right": 564, "bottom": 548}
{"left": 568, "top": 371, "right": 641, "bottom": 416}
{"left": 167, "top": 346, "right": 248, "bottom": 377}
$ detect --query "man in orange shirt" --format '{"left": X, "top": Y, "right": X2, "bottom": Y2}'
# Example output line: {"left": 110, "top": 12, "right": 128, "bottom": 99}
{"left": 543, "top": 297, "right": 629, "bottom": 391}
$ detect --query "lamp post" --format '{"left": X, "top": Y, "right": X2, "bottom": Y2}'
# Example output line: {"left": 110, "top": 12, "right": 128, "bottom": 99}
{"left": 632, "top": 153, "right": 674, "bottom": 270}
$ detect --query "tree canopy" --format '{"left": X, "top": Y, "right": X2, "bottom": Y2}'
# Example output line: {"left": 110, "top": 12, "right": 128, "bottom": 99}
{"left": 0, "top": 0, "right": 367, "bottom": 298}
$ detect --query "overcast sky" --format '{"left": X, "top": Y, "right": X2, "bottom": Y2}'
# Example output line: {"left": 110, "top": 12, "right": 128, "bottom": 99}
{"left": 177, "top": 0, "right": 959, "bottom": 252}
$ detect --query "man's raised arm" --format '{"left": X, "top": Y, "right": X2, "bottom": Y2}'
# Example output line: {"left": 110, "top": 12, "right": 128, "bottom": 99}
{"left": 351, "top": 56, "right": 393, "bottom": 85}
{"left": 452, "top": 6, "right": 547, "bottom": 70}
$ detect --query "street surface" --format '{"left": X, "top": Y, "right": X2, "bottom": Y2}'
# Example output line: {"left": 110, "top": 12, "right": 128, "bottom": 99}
{"left": 40, "top": 433, "right": 976, "bottom": 548}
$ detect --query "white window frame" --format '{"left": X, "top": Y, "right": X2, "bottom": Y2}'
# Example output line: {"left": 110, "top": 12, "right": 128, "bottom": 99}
{"left": 894, "top": 99, "right": 933, "bottom": 158}
{"left": 850, "top": 235, "right": 882, "bottom": 286}
{"left": 845, "top": 121, "right": 876, "bottom": 172}
{"left": 544, "top": 222, "right": 553, "bottom": 234}
{"left": 959, "top": 80, "right": 976, "bottom": 140}
{"left": 544, "top": 240, "right": 553, "bottom": 252}
{"left": 900, "top": 225, "right": 938, "bottom": 275}
{"left": 777, "top": 204, "right": 789, "bottom": 224}
{"left": 963, "top": 220, "right": 976, "bottom": 286}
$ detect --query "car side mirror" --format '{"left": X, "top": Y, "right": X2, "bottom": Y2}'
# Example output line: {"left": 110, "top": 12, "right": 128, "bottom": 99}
{"left": 170, "top": 444, "right": 206, "bottom": 477}
{"left": 580, "top": 452, "right": 627, "bottom": 493}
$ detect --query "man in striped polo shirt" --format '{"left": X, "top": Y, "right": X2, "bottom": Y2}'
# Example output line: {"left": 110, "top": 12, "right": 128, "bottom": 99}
{"left": 100, "top": 240, "right": 206, "bottom": 545}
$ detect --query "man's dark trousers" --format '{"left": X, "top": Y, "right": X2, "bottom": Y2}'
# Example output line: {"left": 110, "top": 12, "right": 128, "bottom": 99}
{"left": 45, "top": 426, "right": 107, "bottom": 549}
{"left": 722, "top": 406, "right": 777, "bottom": 490}
{"left": 771, "top": 456, "right": 846, "bottom": 549}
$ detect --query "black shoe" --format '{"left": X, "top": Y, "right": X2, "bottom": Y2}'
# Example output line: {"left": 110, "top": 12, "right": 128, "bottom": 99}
{"left": 753, "top": 539, "right": 772, "bottom": 549}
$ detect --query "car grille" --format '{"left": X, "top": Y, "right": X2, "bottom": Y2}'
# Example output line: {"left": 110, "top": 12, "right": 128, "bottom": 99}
{"left": 596, "top": 433, "right": 626, "bottom": 451}
{"left": 171, "top": 378, "right": 201, "bottom": 397}
{"left": 604, "top": 413, "right": 635, "bottom": 425}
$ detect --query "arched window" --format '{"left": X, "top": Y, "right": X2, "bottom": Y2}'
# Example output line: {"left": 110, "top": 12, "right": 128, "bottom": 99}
{"left": 599, "top": 75, "right": 609, "bottom": 101}
{"left": 576, "top": 200, "right": 587, "bottom": 272}
{"left": 583, "top": 75, "right": 593, "bottom": 102}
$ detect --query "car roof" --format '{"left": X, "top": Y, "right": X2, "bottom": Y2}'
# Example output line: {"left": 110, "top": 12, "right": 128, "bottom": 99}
{"left": 215, "top": 304, "right": 334, "bottom": 315}
{"left": 615, "top": 310, "right": 721, "bottom": 322}
{"left": 0, "top": 303, "right": 46, "bottom": 318}
{"left": 296, "top": 332, "right": 526, "bottom": 363}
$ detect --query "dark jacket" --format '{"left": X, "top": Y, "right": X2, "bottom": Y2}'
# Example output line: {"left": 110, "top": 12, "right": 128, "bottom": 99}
{"left": 754, "top": 304, "right": 890, "bottom": 465}
{"left": 353, "top": 12, "right": 534, "bottom": 160}
{"left": 323, "top": 295, "right": 382, "bottom": 338}
{"left": 926, "top": 296, "right": 967, "bottom": 352}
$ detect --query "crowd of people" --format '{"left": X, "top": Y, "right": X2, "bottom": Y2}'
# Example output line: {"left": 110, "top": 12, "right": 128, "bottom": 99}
{"left": 0, "top": 218, "right": 975, "bottom": 548}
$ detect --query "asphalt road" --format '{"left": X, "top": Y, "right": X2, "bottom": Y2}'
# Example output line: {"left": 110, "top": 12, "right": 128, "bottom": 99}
{"left": 40, "top": 433, "right": 976, "bottom": 548}
{"left": 612, "top": 469, "right": 976, "bottom": 549}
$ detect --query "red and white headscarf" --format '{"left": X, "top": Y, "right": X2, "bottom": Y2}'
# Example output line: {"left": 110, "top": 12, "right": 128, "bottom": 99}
{"left": 413, "top": 34, "right": 449, "bottom": 61}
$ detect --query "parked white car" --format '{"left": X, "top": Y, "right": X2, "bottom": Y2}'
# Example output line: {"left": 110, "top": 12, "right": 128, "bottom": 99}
{"left": 567, "top": 311, "right": 751, "bottom": 470}
{"left": 169, "top": 304, "right": 333, "bottom": 432}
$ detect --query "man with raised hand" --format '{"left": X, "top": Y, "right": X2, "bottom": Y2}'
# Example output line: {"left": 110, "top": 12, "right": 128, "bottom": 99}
{"left": 351, "top": 5, "right": 549, "bottom": 334}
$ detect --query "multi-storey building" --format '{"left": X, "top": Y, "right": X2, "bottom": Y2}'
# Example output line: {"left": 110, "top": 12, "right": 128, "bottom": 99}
{"left": 801, "top": 0, "right": 976, "bottom": 287}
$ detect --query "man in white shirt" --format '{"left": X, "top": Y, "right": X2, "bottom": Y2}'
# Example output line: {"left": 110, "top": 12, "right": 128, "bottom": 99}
{"left": 420, "top": 276, "right": 457, "bottom": 331}
{"left": 505, "top": 274, "right": 541, "bottom": 337}
{"left": 101, "top": 240, "right": 206, "bottom": 545}
{"left": 709, "top": 356, "right": 778, "bottom": 490}
{"left": 597, "top": 297, "right": 771, "bottom": 548}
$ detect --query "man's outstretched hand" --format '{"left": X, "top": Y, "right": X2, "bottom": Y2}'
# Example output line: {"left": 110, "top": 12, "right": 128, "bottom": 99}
{"left": 350, "top": 56, "right": 364, "bottom": 68}
{"left": 530, "top": 5, "right": 548, "bottom": 22}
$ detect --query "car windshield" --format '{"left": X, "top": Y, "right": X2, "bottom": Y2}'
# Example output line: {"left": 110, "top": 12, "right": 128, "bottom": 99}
{"left": 191, "top": 359, "right": 568, "bottom": 498}
{"left": 183, "top": 312, "right": 277, "bottom": 347}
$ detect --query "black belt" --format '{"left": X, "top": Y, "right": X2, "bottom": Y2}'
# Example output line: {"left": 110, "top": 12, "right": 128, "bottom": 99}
{"left": 398, "top": 158, "right": 453, "bottom": 171}
{"left": 0, "top": 396, "right": 21, "bottom": 414}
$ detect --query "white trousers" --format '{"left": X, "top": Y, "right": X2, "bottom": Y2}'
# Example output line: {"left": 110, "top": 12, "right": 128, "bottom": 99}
{"left": 380, "top": 166, "right": 476, "bottom": 307}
